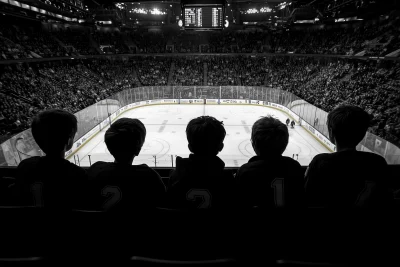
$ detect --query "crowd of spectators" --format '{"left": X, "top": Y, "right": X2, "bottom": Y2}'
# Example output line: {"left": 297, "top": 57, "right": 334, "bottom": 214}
{"left": 205, "top": 56, "right": 269, "bottom": 86}
{"left": 262, "top": 56, "right": 400, "bottom": 146}
{"left": 270, "top": 16, "right": 400, "bottom": 56}
{"left": 53, "top": 30, "right": 98, "bottom": 55}
{"left": 131, "top": 32, "right": 168, "bottom": 53}
{"left": 0, "top": 94, "right": 37, "bottom": 141}
{"left": 205, "top": 57, "right": 239, "bottom": 85}
{"left": 208, "top": 31, "right": 268, "bottom": 53}
{"left": 92, "top": 31, "right": 128, "bottom": 54}
{"left": 1, "top": 56, "right": 398, "bottom": 149}
{"left": 89, "top": 60, "right": 141, "bottom": 90}
{"left": 2, "top": 14, "right": 400, "bottom": 60}
{"left": 0, "top": 35, "right": 32, "bottom": 60}
{"left": 171, "top": 57, "right": 204, "bottom": 86}
{"left": 0, "top": 25, "right": 70, "bottom": 59}
{"left": 134, "top": 57, "right": 170, "bottom": 86}
{"left": 172, "top": 31, "right": 201, "bottom": 53}
{"left": 0, "top": 59, "right": 140, "bottom": 142}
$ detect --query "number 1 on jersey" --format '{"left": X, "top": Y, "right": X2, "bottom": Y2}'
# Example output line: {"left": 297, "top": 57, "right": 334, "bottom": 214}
{"left": 271, "top": 178, "right": 284, "bottom": 207}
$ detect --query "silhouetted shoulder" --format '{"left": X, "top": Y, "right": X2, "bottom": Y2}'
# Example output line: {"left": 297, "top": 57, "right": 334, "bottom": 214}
{"left": 310, "top": 150, "right": 387, "bottom": 166}
{"left": 17, "top": 156, "right": 86, "bottom": 181}
{"left": 83, "top": 161, "right": 165, "bottom": 211}
{"left": 237, "top": 155, "right": 302, "bottom": 178}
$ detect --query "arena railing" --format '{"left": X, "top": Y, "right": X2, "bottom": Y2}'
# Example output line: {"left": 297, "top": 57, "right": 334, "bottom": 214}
{"left": 0, "top": 86, "right": 399, "bottom": 167}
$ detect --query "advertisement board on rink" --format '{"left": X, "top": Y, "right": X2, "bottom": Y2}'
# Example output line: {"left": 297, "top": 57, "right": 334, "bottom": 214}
{"left": 301, "top": 119, "right": 336, "bottom": 152}
{"left": 250, "top": 100, "right": 262, "bottom": 105}
{"left": 180, "top": 99, "right": 204, "bottom": 104}
{"left": 219, "top": 99, "right": 246, "bottom": 104}
{"left": 146, "top": 99, "right": 162, "bottom": 104}
{"left": 162, "top": 99, "right": 177, "bottom": 103}
{"left": 65, "top": 97, "right": 337, "bottom": 159}
{"left": 65, "top": 125, "right": 100, "bottom": 158}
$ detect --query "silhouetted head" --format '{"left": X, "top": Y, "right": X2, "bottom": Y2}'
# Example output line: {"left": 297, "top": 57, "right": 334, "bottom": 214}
{"left": 186, "top": 116, "right": 226, "bottom": 156}
{"left": 105, "top": 118, "right": 146, "bottom": 164}
{"left": 327, "top": 105, "right": 371, "bottom": 149}
{"left": 251, "top": 116, "right": 289, "bottom": 156}
{"left": 31, "top": 109, "right": 77, "bottom": 156}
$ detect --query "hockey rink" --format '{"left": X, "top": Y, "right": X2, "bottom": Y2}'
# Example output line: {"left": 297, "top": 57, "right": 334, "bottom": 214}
{"left": 68, "top": 104, "right": 331, "bottom": 167}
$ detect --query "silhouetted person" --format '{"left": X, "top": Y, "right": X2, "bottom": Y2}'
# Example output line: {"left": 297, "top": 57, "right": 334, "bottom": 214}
{"left": 12, "top": 109, "right": 87, "bottom": 210}
{"left": 305, "top": 105, "right": 393, "bottom": 208}
{"left": 167, "top": 116, "right": 235, "bottom": 209}
{"left": 236, "top": 116, "right": 305, "bottom": 208}
{"left": 84, "top": 118, "right": 165, "bottom": 212}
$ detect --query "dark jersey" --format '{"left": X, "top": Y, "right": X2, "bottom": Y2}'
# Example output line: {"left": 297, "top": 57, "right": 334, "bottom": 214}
{"left": 13, "top": 156, "right": 87, "bottom": 210}
{"left": 235, "top": 155, "right": 305, "bottom": 208}
{"left": 84, "top": 162, "right": 166, "bottom": 212}
{"left": 167, "top": 154, "right": 236, "bottom": 210}
{"left": 305, "top": 150, "right": 393, "bottom": 208}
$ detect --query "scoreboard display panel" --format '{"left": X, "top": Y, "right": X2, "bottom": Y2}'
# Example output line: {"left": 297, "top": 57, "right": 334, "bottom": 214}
{"left": 184, "top": 6, "right": 224, "bottom": 29}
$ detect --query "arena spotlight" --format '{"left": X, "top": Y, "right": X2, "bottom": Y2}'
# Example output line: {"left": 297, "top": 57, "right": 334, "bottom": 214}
{"left": 224, "top": 19, "right": 229, "bottom": 28}
{"left": 178, "top": 19, "right": 183, "bottom": 27}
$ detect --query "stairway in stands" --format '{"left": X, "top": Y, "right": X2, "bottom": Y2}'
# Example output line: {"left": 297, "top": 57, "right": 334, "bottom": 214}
{"left": 0, "top": 89, "right": 35, "bottom": 107}
{"left": 132, "top": 65, "right": 142, "bottom": 87}
{"left": 167, "top": 62, "right": 175, "bottom": 86}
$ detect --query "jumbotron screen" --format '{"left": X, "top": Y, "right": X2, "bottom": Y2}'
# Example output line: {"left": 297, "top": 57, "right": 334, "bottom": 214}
{"left": 184, "top": 6, "right": 223, "bottom": 29}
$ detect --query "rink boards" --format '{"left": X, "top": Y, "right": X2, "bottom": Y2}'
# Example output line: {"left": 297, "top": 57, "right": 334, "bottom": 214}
{"left": 65, "top": 99, "right": 336, "bottom": 164}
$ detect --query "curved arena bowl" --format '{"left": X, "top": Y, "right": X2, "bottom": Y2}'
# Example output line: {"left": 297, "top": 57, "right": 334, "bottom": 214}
{"left": 0, "top": 86, "right": 399, "bottom": 166}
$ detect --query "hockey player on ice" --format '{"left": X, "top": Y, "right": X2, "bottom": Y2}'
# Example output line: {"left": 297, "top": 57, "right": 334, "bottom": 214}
{"left": 290, "top": 120, "right": 295, "bottom": 128}
{"left": 286, "top": 118, "right": 290, "bottom": 126}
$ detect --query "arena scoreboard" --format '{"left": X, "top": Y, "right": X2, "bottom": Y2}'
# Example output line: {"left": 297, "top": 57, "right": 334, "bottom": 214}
{"left": 184, "top": 6, "right": 224, "bottom": 29}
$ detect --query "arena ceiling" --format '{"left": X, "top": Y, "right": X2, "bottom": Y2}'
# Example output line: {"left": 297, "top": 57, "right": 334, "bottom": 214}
{"left": 87, "top": 0, "right": 396, "bottom": 20}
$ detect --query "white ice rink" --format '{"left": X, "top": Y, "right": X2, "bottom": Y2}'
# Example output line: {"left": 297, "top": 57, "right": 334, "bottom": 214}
{"left": 69, "top": 104, "right": 331, "bottom": 167}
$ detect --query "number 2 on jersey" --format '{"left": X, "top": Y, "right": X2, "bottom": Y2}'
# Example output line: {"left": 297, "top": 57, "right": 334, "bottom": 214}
{"left": 271, "top": 178, "right": 284, "bottom": 207}
{"left": 101, "top": 186, "right": 122, "bottom": 211}
{"left": 186, "top": 189, "right": 212, "bottom": 209}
